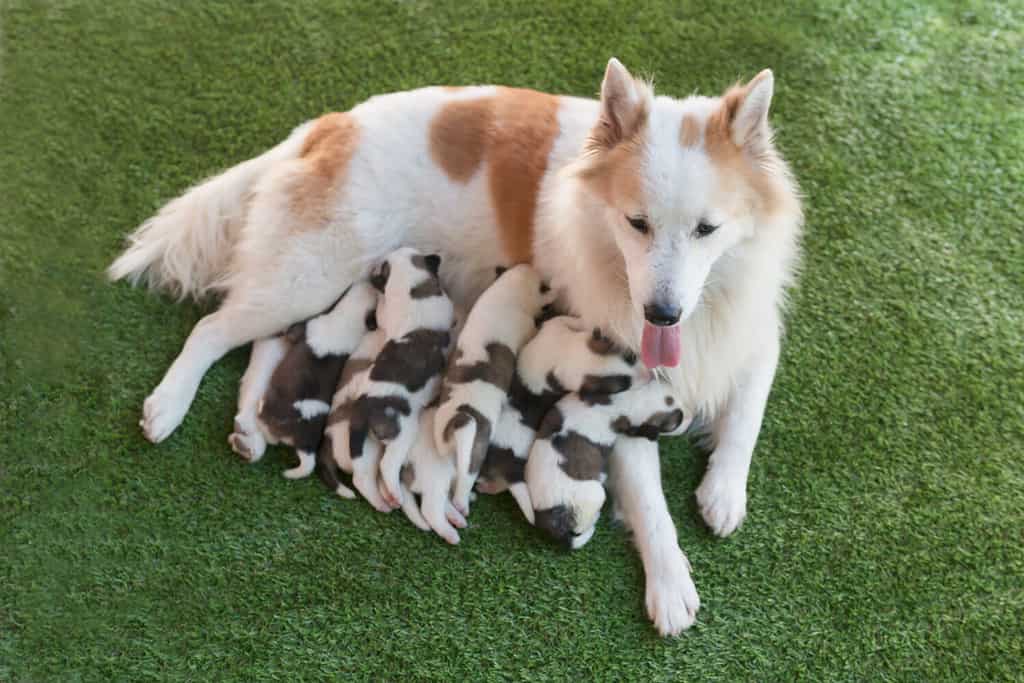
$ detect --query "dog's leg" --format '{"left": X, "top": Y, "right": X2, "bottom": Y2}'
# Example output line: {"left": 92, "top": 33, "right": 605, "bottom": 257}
{"left": 229, "top": 337, "right": 288, "bottom": 462}
{"left": 696, "top": 336, "right": 779, "bottom": 537}
{"left": 609, "top": 437, "right": 699, "bottom": 636}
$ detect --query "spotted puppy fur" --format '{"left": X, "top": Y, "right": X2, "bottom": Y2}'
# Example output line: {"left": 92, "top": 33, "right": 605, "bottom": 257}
{"left": 348, "top": 247, "right": 455, "bottom": 509}
{"left": 526, "top": 379, "right": 687, "bottom": 549}
{"left": 475, "top": 316, "right": 648, "bottom": 523}
{"left": 433, "top": 264, "right": 555, "bottom": 515}
{"left": 230, "top": 282, "right": 378, "bottom": 480}
{"left": 321, "top": 318, "right": 388, "bottom": 507}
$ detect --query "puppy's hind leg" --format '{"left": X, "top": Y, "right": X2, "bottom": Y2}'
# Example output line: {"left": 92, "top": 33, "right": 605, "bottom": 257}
{"left": 282, "top": 450, "right": 316, "bottom": 480}
{"left": 377, "top": 414, "right": 419, "bottom": 508}
{"left": 507, "top": 482, "right": 535, "bottom": 525}
{"left": 229, "top": 337, "right": 288, "bottom": 462}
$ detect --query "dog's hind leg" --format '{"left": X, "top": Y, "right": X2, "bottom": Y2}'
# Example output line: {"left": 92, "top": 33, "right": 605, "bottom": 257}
{"left": 377, "top": 414, "right": 419, "bottom": 508}
{"left": 229, "top": 337, "right": 288, "bottom": 462}
{"left": 282, "top": 449, "right": 316, "bottom": 480}
{"left": 608, "top": 437, "right": 700, "bottom": 637}
{"left": 139, "top": 152, "right": 382, "bottom": 443}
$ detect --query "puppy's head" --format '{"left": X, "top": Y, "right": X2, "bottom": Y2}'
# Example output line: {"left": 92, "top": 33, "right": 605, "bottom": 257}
{"left": 373, "top": 247, "right": 452, "bottom": 334}
{"left": 533, "top": 482, "right": 605, "bottom": 550}
{"left": 574, "top": 59, "right": 800, "bottom": 369}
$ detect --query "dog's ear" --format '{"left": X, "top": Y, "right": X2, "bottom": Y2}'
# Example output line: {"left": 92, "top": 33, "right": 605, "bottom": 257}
{"left": 370, "top": 261, "right": 390, "bottom": 292}
{"left": 724, "top": 69, "right": 774, "bottom": 153}
{"left": 424, "top": 253, "right": 442, "bottom": 276}
{"left": 592, "top": 57, "right": 650, "bottom": 149}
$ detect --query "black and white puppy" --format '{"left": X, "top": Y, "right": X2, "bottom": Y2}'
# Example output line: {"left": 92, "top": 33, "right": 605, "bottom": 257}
{"left": 395, "top": 404, "right": 468, "bottom": 544}
{"left": 526, "top": 379, "right": 688, "bottom": 549}
{"left": 228, "top": 281, "right": 378, "bottom": 479}
{"left": 475, "top": 316, "right": 649, "bottom": 522}
{"left": 434, "top": 264, "right": 555, "bottom": 515}
{"left": 322, "top": 319, "right": 388, "bottom": 506}
{"left": 350, "top": 247, "right": 455, "bottom": 509}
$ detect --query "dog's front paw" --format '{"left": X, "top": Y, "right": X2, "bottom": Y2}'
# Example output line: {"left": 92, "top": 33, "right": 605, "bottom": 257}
{"left": 696, "top": 466, "right": 747, "bottom": 537}
{"left": 140, "top": 387, "right": 190, "bottom": 443}
{"left": 645, "top": 550, "right": 700, "bottom": 636}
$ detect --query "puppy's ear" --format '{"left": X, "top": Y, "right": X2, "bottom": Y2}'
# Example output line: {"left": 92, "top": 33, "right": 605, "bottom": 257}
{"left": 370, "top": 261, "right": 390, "bottom": 292}
{"left": 424, "top": 254, "right": 442, "bottom": 276}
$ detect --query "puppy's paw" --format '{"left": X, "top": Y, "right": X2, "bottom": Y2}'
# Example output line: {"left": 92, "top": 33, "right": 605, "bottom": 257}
{"left": 696, "top": 466, "right": 747, "bottom": 537}
{"left": 140, "top": 387, "right": 190, "bottom": 443}
{"left": 645, "top": 551, "right": 700, "bottom": 636}
{"left": 228, "top": 419, "right": 266, "bottom": 463}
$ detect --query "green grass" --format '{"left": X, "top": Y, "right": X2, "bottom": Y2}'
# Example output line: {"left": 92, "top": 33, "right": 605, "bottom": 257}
{"left": 2, "top": 1, "right": 1022, "bottom": 680}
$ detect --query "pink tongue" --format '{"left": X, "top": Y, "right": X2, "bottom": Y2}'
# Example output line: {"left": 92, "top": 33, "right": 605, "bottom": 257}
{"left": 641, "top": 322, "right": 682, "bottom": 369}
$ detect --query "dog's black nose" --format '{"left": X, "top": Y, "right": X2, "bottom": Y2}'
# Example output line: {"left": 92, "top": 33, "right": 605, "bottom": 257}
{"left": 644, "top": 302, "right": 681, "bottom": 326}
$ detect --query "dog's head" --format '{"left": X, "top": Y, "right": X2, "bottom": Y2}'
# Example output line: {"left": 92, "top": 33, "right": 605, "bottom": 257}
{"left": 372, "top": 247, "right": 452, "bottom": 334}
{"left": 576, "top": 58, "right": 800, "bottom": 368}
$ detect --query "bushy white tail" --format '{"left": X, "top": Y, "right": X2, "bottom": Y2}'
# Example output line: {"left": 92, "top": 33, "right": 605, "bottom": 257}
{"left": 107, "top": 121, "right": 312, "bottom": 300}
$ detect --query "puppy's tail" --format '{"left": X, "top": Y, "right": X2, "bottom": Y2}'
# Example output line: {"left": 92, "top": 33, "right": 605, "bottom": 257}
{"left": 107, "top": 120, "right": 313, "bottom": 300}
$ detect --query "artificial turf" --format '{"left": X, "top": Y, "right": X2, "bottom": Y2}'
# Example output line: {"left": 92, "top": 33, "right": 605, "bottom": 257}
{"left": 2, "top": 1, "right": 1022, "bottom": 680}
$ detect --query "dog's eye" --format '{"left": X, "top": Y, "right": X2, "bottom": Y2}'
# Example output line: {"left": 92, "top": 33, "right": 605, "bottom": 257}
{"left": 626, "top": 216, "right": 649, "bottom": 235}
{"left": 695, "top": 222, "right": 719, "bottom": 238}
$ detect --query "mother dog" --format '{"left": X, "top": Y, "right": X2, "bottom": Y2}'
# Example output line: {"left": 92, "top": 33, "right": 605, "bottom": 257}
{"left": 109, "top": 59, "right": 802, "bottom": 635}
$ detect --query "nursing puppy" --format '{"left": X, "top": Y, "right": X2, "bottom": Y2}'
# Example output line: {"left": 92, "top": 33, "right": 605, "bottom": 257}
{"left": 350, "top": 248, "right": 454, "bottom": 509}
{"left": 228, "top": 282, "right": 378, "bottom": 479}
{"left": 526, "top": 380, "right": 687, "bottom": 549}
{"left": 322, "top": 319, "right": 388, "bottom": 507}
{"left": 111, "top": 59, "right": 803, "bottom": 635}
{"left": 473, "top": 317, "right": 648, "bottom": 522}
{"left": 395, "top": 405, "right": 468, "bottom": 545}
{"left": 434, "top": 264, "right": 554, "bottom": 515}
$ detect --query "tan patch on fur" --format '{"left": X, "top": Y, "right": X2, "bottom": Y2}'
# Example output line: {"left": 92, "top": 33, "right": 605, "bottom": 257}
{"left": 487, "top": 88, "right": 560, "bottom": 264}
{"left": 704, "top": 83, "right": 792, "bottom": 216}
{"left": 429, "top": 88, "right": 560, "bottom": 263}
{"left": 292, "top": 113, "right": 359, "bottom": 227}
{"left": 430, "top": 98, "right": 494, "bottom": 183}
{"left": 679, "top": 114, "right": 700, "bottom": 148}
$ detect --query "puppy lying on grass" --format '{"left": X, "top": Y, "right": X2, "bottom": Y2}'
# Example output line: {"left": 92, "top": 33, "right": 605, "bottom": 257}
{"left": 347, "top": 247, "right": 454, "bottom": 510}
{"left": 473, "top": 317, "right": 648, "bottom": 522}
{"left": 433, "top": 264, "right": 555, "bottom": 515}
{"left": 228, "top": 281, "right": 378, "bottom": 480}
{"left": 526, "top": 379, "right": 687, "bottom": 549}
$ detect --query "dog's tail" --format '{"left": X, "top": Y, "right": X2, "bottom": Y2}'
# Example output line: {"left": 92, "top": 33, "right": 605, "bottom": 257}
{"left": 107, "top": 121, "right": 313, "bottom": 300}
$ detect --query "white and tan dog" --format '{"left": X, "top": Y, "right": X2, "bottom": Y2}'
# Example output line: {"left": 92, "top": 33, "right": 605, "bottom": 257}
{"left": 434, "top": 263, "right": 554, "bottom": 515}
{"left": 109, "top": 58, "right": 802, "bottom": 634}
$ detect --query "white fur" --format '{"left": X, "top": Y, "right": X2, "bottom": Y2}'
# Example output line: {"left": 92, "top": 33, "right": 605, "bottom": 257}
{"left": 434, "top": 264, "right": 553, "bottom": 513}
{"left": 110, "top": 60, "right": 801, "bottom": 635}
{"left": 398, "top": 407, "right": 468, "bottom": 545}
{"left": 292, "top": 399, "right": 330, "bottom": 421}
